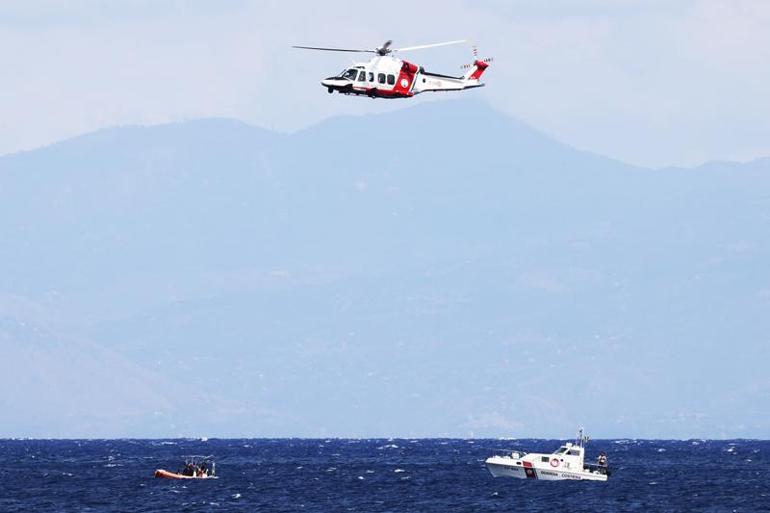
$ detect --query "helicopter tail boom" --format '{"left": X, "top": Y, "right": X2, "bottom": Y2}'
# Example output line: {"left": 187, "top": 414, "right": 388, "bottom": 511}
{"left": 411, "top": 57, "right": 491, "bottom": 95}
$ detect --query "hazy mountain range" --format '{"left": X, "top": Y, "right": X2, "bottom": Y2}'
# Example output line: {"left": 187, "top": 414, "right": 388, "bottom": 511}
{"left": 1, "top": 100, "right": 768, "bottom": 438}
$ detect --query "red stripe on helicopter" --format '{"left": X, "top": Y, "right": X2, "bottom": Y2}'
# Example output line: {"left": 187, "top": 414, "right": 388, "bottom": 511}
{"left": 468, "top": 59, "right": 489, "bottom": 80}
{"left": 392, "top": 60, "right": 419, "bottom": 95}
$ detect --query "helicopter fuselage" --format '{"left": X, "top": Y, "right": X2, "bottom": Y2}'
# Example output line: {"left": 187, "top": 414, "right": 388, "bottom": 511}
{"left": 321, "top": 55, "right": 488, "bottom": 99}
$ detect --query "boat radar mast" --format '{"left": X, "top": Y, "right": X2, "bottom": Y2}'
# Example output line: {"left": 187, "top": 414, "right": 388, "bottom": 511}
{"left": 577, "top": 427, "right": 590, "bottom": 448}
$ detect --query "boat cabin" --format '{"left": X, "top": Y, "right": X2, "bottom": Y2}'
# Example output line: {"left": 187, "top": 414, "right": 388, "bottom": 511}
{"left": 545, "top": 442, "right": 585, "bottom": 471}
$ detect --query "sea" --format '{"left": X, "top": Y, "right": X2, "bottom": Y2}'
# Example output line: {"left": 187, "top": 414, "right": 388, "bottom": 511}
{"left": 0, "top": 438, "right": 767, "bottom": 512}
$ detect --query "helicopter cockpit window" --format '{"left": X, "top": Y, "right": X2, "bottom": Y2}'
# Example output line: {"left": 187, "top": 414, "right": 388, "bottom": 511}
{"left": 357, "top": 70, "right": 366, "bottom": 82}
{"left": 387, "top": 74, "right": 395, "bottom": 85}
{"left": 342, "top": 68, "right": 359, "bottom": 81}
{"left": 378, "top": 73, "right": 386, "bottom": 84}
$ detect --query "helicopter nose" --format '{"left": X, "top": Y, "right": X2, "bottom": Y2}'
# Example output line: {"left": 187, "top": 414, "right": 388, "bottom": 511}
{"left": 321, "top": 76, "right": 345, "bottom": 87}
{"left": 321, "top": 79, "right": 337, "bottom": 94}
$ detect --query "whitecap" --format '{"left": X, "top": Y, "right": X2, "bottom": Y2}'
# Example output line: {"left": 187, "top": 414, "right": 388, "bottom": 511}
{"left": 394, "top": 468, "right": 406, "bottom": 473}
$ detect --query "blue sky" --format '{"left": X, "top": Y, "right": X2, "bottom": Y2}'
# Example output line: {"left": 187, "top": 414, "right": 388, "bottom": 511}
{"left": 1, "top": 0, "right": 769, "bottom": 167}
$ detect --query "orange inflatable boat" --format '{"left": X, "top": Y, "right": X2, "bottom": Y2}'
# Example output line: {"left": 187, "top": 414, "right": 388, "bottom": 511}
{"left": 154, "top": 455, "right": 217, "bottom": 480}
{"left": 154, "top": 469, "right": 215, "bottom": 480}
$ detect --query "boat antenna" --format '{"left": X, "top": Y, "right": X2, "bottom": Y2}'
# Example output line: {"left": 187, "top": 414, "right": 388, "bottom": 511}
{"left": 577, "top": 427, "right": 589, "bottom": 448}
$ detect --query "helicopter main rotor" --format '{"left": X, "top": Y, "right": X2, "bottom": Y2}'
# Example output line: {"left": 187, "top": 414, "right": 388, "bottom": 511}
{"left": 292, "top": 39, "right": 466, "bottom": 57}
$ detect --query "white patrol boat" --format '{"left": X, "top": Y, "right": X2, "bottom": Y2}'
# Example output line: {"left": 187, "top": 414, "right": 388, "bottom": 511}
{"left": 485, "top": 429, "right": 609, "bottom": 481}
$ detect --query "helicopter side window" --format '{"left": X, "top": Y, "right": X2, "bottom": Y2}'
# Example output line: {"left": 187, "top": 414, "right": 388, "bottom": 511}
{"left": 387, "top": 74, "right": 395, "bottom": 85}
{"left": 342, "top": 68, "right": 358, "bottom": 81}
{"left": 368, "top": 72, "right": 374, "bottom": 82}
{"left": 357, "top": 70, "right": 366, "bottom": 82}
{"left": 378, "top": 73, "right": 386, "bottom": 84}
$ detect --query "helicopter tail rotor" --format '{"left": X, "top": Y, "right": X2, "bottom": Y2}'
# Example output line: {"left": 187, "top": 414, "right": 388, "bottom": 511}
{"left": 461, "top": 46, "right": 493, "bottom": 81}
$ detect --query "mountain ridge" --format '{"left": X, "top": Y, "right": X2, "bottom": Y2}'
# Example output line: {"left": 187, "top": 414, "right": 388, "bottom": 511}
{"left": 1, "top": 100, "right": 768, "bottom": 438}
{"left": 7, "top": 100, "right": 767, "bottom": 171}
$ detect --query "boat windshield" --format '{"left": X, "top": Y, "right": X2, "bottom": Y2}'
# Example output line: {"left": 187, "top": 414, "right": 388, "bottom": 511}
{"left": 553, "top": 446, "right": 569, "bottom": 454}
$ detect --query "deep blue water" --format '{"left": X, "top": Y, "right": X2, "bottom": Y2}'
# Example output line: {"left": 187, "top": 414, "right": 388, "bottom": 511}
{"left": 0, "top": 439, "right": 767, "bottom": 512}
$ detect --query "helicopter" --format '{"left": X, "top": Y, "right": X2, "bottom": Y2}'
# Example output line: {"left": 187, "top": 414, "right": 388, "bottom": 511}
{"left": 292, "top": 39, "right": 492, "bottom": 99}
